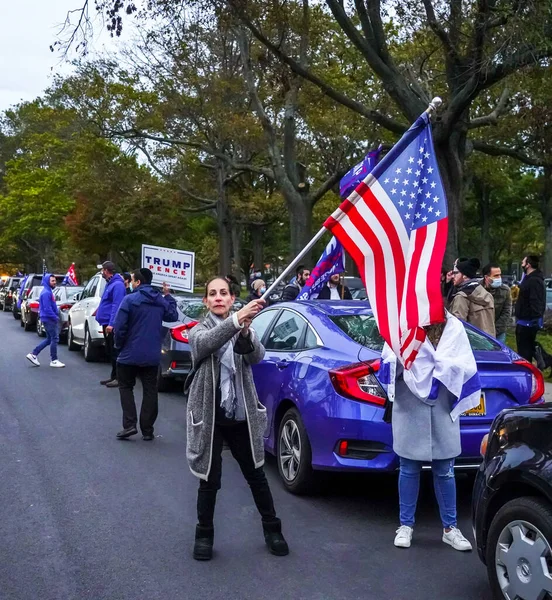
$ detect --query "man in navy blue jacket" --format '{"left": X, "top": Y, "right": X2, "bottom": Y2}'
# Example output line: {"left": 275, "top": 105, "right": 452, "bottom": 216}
{"left": 96, "top": 261, "right": 126, "bottom": 387}
{"left": 26, "top": 274, "right": 65, "bottom": 368}
{"left": 114, "top": 268, "right": 178, "bottom": 440}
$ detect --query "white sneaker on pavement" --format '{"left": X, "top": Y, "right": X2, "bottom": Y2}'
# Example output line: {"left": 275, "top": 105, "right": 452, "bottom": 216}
{"left": 442, "top": 527, "right": 472, "bottom": 551}
{"left": 26, "top": 353, "right": 40, "bottom": 367}
{"left": 394, "top": 525, "right": 413, "bottom": 548}
{"left": 50, "top": 360, "right": 65, "bottom": 368}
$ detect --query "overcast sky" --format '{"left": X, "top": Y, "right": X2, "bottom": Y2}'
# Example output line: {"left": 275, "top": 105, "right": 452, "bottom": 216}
{"left": 0, "top": 0, "right": 128, "bottom": 111}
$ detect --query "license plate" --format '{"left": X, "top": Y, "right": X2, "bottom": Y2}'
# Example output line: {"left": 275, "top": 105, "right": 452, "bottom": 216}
{"left": 463, "top": 393, "right": 486, "bottom": 416}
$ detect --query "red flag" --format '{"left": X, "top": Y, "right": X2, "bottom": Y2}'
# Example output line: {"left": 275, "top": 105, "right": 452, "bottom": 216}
{"left": 64, "top": 263, "right": 78, "bottom": 286}
{"left": 324, "top": 113, "right": 447, "bottom": 368}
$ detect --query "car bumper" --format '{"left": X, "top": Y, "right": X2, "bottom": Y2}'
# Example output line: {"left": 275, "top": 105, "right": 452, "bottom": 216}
{"left": 160, "top": 349, "right": 192, "bottom": 380}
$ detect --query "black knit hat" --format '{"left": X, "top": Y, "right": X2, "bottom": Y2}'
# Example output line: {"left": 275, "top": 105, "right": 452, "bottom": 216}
{"left": 456, "top": 258, "right": 480, "bottom": 279}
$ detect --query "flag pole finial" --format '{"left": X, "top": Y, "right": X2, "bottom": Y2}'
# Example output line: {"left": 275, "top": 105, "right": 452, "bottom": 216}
{"left": 426, "top": 97, "right": 442, "bottom": 114}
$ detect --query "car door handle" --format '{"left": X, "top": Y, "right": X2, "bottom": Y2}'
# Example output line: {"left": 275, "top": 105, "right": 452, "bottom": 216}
{"left": 276, "top": 360, "right": 289, "bottom": 370}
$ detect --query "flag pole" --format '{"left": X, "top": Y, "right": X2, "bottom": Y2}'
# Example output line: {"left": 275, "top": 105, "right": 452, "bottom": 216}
{"left": 261, "top": 226, "right": 328, "bottom": 301}
{"left": 425, "top": 97, "right": 442, "bottom": 115}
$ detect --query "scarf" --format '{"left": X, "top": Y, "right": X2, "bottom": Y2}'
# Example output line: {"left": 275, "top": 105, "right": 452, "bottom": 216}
{"left": 380, "top": 313, "right": 481, "bottom": 421}
{"left": 208, "top": 313, "right": 240, "bottom": 419}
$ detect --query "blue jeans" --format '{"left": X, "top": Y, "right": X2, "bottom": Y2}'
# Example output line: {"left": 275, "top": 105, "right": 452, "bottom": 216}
{"left": 33, "top": 320, "right": 59, "bottom": 361}
{"left": 399, "top": 457, "right": 457, "bottom": 528}
{"left": 497, "top": 332, "right": 506, "bottom": 344}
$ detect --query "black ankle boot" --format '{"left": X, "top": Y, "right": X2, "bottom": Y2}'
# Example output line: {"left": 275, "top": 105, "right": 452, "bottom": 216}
{"left": 262, "top": 519, "right": 289, "bottom": 556}
{"left": 193, "top": 525, "right": 214, "bottom": 561}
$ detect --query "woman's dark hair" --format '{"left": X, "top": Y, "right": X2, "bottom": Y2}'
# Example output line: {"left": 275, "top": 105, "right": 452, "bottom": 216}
{"left": 204, "top": 276, "right": 232, "bottom": 298}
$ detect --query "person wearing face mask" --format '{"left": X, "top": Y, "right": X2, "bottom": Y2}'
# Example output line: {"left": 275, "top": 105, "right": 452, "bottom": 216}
{"left": 448, "top": 258, "right": 496, "bottom": 337}
{"left": 515, "top": 255, "right": 546, "bottom": 362}
{"left": 187, "top": 277, "right": 288, "bottom": 561}
{"left": 482, "top": 264, "right": 512, "bottom": 343}
{"left": 246, "top": 278, "right": 269, "bottom": 305}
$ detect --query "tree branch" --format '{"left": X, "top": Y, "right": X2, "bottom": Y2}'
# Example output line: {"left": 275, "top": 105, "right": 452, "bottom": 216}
{"left": 421, "top": 0, "right": 461, "bottom": 64}
{"left": 308, "top": 168, "right": 346, "bottom": 206}
{"left": 471, "top": 140, "right": 546, "bottom": 167}
{"left": 468, "top": 87, "right": 510, "bottom": 129}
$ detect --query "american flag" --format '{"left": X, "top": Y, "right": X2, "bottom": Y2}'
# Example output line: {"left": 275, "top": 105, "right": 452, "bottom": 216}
{"left": 324, "top": 112, "right": 448, "bottom": 368}
{"left": 62, "top": 263, "right": 79, "bottom": 286}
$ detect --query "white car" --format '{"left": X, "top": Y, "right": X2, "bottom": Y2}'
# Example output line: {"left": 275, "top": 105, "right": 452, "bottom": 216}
{"left": 67, "top": 272, "right": 107, "bottom": 362}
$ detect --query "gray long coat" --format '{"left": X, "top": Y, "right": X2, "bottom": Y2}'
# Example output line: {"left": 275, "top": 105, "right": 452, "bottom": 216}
{"left": 392, "top": 377, "right": 461, "bottom": 462}
{"left": 186, "top": 315, "right": 267, "bottom": 480}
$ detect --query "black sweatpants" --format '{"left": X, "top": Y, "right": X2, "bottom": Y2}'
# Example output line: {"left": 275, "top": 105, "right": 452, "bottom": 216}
{"left": 197, "top": 420, "right": 277, "bottom": 527}
{"left": 516, "top": 324, "right": 539, "bottom": 363}
{"left": 117, "top": 363, "right": 159, "bottom": 436}
{"left": 103, "top": 325, "right": 119, "bottom": 380}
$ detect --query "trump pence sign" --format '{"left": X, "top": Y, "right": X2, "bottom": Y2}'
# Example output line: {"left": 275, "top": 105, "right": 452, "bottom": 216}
{"left": 141, "top": 244, "right": 195, "bottom": 293}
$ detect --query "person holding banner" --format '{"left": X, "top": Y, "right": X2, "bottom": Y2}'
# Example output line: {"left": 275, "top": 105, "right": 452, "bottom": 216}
{"left": 187, "top": 277, "right": 288, "bottom": 561}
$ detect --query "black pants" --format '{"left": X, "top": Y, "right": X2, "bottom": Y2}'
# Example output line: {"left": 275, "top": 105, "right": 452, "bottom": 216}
{"left": 117, "top": 364, "right": 159, "bottom": 435}
{"left": 103, "top": 325, "right": 119, "bottom": 380}
{"left": 516, "top": 324, "right": 539, "bottom": 363}
{"left": 197, "top": 421, "right": 277, "bottom": 527}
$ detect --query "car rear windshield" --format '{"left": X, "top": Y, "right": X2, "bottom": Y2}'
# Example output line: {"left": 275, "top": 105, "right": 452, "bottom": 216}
{"left": 330, "top": 315, "right": 501, "bottom": 352}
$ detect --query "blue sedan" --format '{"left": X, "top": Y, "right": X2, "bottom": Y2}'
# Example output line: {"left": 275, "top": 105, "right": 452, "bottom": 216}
{"left": 250, "top": 301, "right": 544, "bottom": 494}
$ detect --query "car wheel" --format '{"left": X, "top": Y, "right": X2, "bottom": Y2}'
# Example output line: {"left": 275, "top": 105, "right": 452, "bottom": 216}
{"left": 20, "top": 310, "right": 26, "bottom": 328}
{"left": 277, "top": 407, "right": 316, "bottom": 495}
{"left": 23, "top": 312, "right": 34, "bottom": 332}
{"left": 84, "top": 326, "right": 101, "bottom": 362}
{"left": 13, "top": 305, "right": 20, "bottom": 319}
{"left": 157, "top": 365, "right": 172, "bottom": 392}
{"left": 36, "top": 318, "right": 45, "bottom": 337}
{"left": 486, "top": 497, "right": 552, "bottom": 600}
{"left": 68, "top": 324, "right": 79, "bottom": 351}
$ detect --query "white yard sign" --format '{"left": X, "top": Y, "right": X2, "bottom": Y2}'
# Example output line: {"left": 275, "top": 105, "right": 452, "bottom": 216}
{"left": 141, "top": 244, "right": 195, "bottom": 293}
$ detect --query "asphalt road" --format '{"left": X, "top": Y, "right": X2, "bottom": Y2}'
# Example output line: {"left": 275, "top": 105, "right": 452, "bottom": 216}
{"left": 0, "top": 312, "right": 493, "bottom": 600}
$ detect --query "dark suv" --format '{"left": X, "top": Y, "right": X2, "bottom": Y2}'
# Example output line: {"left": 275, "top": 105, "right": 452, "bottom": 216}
{"left": 473, "top": 405, "right": 552, "bottom": 600}
{"left": 0, "top": 276, "right": 21, "bottom": 312}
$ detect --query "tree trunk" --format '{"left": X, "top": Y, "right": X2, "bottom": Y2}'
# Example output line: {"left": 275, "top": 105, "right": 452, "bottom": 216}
{"left": 251, "top": 225, "right": 264, "bottom": 272}
{"left": 434, "top": 123, "right": 467, "bottom": 269}
{"left": 474, "top": 177, "right": 491, "bottom": 266}
{"left": 541, "top": 166, "right": 552, "bottom": 277}
{"left": 231, "top": 218, "right": 243, "bottom": 282}
{"left": 286, "top": 191, "right": 313, "bottom": 264}
{"left": 215, "top": 162, "right": 232, "bottom": 275}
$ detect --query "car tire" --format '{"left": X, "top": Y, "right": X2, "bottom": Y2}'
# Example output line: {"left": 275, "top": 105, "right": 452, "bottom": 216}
{"left": 20, "top": 310, "right": 26, "bottom": 328}
{"left": 276, "top": 407, "right": 316, "bottom": 495}
{"left": 84, "top": 326, "right": 101, "bottom": 362}
{"left": 68, "top": 324, "right": 79, "bottom": 351}
{"left": 23, "top": 312, "right": 34, "bottom": 332}
{"left": 486, "top": 496, "right": 552, "bottom": 600}
{"left": 13, "top": 305, "right": 20, "bottom": 319}
{"left": 157, "top": 365, "right": 172, "bottom": 392}
{"left": 36, "top": 318, "right": 45, "bottom": 337}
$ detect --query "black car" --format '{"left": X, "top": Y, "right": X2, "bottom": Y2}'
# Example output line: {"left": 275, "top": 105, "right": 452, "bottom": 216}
{"left": 473, "top": 405, "right": 552, "bottom": 600}
{"left": 0, "top": 276, "right": 21, "bottom": 312}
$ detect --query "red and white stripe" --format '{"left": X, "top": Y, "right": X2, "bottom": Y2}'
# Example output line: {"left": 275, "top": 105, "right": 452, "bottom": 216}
{"left": 324, "top": 178, "right": 448, "bottom": 368}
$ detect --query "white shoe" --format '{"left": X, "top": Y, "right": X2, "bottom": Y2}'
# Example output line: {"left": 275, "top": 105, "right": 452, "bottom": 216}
{"left": 50, "top": 360, "right": 65, "bottom": 368}
{"left": 394, "top": 525, "right": 413, "bottom": 548}
{"left": 442, "top": 527, "right": 472, "bottom": 551}
{"left": 26, "top": 353, "right": 40, "bottom": 367}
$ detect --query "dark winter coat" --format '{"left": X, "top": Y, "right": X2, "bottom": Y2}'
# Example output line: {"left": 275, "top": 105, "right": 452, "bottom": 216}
{"left": 487, "top": 283, "right": 512, "bottom": 336}
{"left": 96, "top": 273, "right": 126, "bottom": 327}
{"left": 515, "top": 270, "right": 546, "bottom": 322}
{"left": 281, "top": 281, "right": 302, "bottom": 302}
{"left": 113, "top": 285, "right": 178, "bottom": 366}
{"left": 317, "top": 283, "right": 353, "bottom": 300}
{"left": 39, "top": 273, "right": 58, "bottom": 322}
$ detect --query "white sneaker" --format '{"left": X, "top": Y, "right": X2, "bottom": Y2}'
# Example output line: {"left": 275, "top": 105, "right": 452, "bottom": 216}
{"left": 442, "top": 527, "right": 473, "bottom": 551}
{"left": 50, "top": 360, "right": 65, "bottom": 368}
{"left": 26, "top": 353, "right": 40, "bottom": 367}
{"left": 394, "top": 525, "right": 413, "bottom": 548}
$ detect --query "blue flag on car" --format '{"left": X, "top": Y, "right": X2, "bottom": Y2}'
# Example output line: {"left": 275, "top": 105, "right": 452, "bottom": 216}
{"left": 297, "top": 237, "right": 345, "bottom": 300}
{"left": 339, "top": 146, "right": 382, "bottom": 199}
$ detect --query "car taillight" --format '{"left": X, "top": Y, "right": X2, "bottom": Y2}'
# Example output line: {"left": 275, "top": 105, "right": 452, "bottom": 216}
{"left": 329, "top": 359, "right": 387, "bottom": 406}
{"left": 59, "top": 304, "right": 72, "bottom": 311}
{"left": 29, "top": 301, "right": 39, "bottom": 309}
{"left": 170, "top": 321, "right": 199, "bottom": 343}
{"left": 514, "top": 358, "right": 545, "bottom": 403}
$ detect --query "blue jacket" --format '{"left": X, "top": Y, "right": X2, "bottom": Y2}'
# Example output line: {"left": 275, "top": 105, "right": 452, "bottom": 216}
{"left": 96, "top": 273, "right": 126, "bottom": 327}
{"left": 39, "top": 273, "right": 59, "bottom": 322}
{"left": 114, "top": 285, "right": 179, "bottom": 366}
